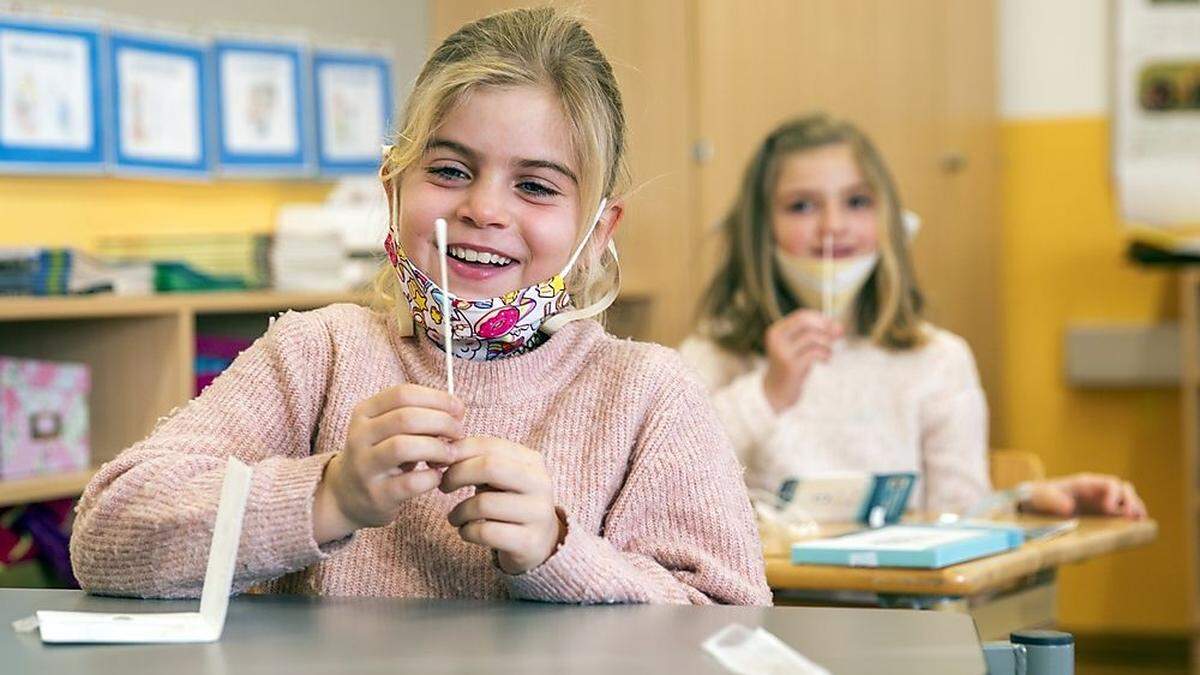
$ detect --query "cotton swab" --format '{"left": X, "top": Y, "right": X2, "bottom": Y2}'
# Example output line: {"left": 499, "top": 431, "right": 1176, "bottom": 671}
{"left": 434, "top": 218, "right": 454, "bottom": 396}
{"left": 822, "top": 231, "right": 834, "bottom": 319}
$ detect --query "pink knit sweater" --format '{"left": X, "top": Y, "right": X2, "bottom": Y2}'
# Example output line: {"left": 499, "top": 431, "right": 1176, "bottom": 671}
{"left": 70, "top": 304, "right": 770, "bottom": 605}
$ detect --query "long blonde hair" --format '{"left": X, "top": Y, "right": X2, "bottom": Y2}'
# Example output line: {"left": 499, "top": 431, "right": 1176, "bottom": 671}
{"left": 699, "top": 114, "right": 926, "bottom": 353}
{"left": 373, "top": 7, "right": 628, "bottom": 322}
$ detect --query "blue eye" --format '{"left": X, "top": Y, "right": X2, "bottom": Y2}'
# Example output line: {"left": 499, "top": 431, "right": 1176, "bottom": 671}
{"left": 427, "top": 165, "right": 469, "bottom": 181}
{"left": 789, "top": 200, "right": 815, "bottom": 214}
{"left": 848, "top": 194, "right": 873, "bottom": 209}
{"left": 518, "top": 180, "right": 560, "bottom": 198}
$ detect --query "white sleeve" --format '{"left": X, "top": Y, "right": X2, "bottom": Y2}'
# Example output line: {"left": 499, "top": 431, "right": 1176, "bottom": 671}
{"left": 918, "top": 334, "right": 992, "bottom": 514}
{"left": 677, "top": 336, "right": 780, "bottom": 465}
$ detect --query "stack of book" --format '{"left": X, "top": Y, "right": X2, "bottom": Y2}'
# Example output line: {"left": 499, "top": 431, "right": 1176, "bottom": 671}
{"left": 0, "top": 248, "right": 151, "bottom": 296}
{"left": 96, "top": 234, "right": 271, "bottom": 289}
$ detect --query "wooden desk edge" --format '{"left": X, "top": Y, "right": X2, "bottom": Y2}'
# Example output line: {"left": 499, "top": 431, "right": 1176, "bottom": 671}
{"left": 766, "top": 518, "right": 1159, "bottom": 597}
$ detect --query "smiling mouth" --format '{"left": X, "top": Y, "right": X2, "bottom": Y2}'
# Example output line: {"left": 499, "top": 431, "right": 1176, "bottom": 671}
{"left": 446, "top": 245, "right": 517, "bottom": 268}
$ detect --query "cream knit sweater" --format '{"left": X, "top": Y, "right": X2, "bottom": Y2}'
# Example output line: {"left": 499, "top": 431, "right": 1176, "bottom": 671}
{"left": 678, "top": 326, "right": 990, "bottom": 514}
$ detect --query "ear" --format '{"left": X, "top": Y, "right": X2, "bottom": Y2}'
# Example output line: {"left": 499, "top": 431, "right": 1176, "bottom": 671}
{"left": 594, "top": 199, "right": 624, "bottom": 249}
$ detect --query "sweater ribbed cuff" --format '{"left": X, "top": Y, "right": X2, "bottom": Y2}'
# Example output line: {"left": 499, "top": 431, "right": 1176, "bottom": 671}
{"left": 248, "top": 452, "right": 350, "bottom": 575}
{"left": 503, "top": 512, "right": 648, "bottom": 604}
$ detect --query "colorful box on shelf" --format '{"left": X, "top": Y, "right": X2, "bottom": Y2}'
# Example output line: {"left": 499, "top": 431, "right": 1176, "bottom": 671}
{"left": 0, "top": 357, "right": 90, "bottom": 480}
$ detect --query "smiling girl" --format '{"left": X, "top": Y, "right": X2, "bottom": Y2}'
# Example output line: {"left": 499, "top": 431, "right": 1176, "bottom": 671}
{"left": 71, "top": 7, "right": 770, "bottom": 606}
{"left": 680, "top": 114, "right": 1146, "bottom": 519}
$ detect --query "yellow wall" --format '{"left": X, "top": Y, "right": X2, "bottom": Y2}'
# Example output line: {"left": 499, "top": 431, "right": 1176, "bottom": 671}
{"left": 1001, "top": 117, "right": 1188, "bottom": 633}
{"left": 0, "top": 177, "right": 331, "bottom": 248}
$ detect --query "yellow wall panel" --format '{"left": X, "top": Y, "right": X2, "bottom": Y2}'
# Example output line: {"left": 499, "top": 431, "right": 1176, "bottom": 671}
{"left": 0, "top": 177, "right": 331, "bottom": 248}
{"left": 1001, "top": 117, "right": 1187, "bottom": 633}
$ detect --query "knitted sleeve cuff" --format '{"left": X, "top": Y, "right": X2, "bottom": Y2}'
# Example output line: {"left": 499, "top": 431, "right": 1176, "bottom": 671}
{"left": 503, "top": 510, "right": 672, "bottom": 604}
{"left": 239, "top": 452, "right": 353, "bottom": 580}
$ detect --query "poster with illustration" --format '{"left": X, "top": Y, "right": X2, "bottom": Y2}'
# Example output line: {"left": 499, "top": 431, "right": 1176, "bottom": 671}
{"left": 313, "top": 50, "right": 393, "bottom": 174}
{"left": 1116, "top": 0, "right": 1200, "bottom": 226}
{"left": 110, "top": 32, "right": 209, "bottom": 175}
{"left": 0, "top": 16, "right": 103, "bottom": 170}
{"left": 215, "top": 41, "right": 310, "bottom": 173}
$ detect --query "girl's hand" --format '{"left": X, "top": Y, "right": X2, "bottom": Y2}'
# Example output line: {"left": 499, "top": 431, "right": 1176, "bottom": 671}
{"left": 762, "top": 309, "right": 843, "bottom": 412}
{"left": 313, "top": 384, "right": 465, "bottom": 544}
{"left": 440, "top": 436, "right": 564, "bottom": 575}
{"left": 1023, "top": 473, "right": 1148, "bottom": 520}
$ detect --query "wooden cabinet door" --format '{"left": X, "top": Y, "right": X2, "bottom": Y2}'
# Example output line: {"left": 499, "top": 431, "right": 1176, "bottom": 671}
{"left": 693, "top": 0, "right": 1001, "bottom": 429}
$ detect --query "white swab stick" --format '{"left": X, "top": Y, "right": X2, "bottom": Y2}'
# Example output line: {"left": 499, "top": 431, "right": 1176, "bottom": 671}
{"left": 434, "top": 218, "right": 454, "bottom": 397}
{"left": 822, "top": 231, "right": 833, "bottom": 319}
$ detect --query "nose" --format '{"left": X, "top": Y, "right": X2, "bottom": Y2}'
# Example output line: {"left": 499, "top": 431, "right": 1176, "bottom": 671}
{"left": 817, "top": 203, "right": 846, "bottom": 241}
{"left": 455, "top": 178, "right": 511, "bottom": 230}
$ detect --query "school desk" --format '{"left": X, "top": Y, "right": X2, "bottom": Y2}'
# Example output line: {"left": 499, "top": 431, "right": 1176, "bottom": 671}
{"left": 765, "top": 515, "right": 1158, "bottom": 640}
{"left": 0, "top": 588, "right": 983, "bottom": 674}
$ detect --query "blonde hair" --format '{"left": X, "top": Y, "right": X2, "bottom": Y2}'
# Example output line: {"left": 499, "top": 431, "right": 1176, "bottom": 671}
{"left": 698, "top": 113, "right": 926, "bottom": 353}
{"left": 373, "top": 7, "right": 628, "bottom": 323}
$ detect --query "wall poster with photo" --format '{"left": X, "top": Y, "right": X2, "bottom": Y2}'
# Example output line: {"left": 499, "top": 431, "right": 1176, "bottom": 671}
{"left": 313, "top": 50, "right": 393, "bottom": 175}
{"left": 109, "top": 31, "right": 210, "bottom": 176}
{"left": 214, "top": 39, "right": 310, "bottom": 175}
{"left": 0, "top": 14, "right": 104, "bottom": 171}
{"left": 1116, "top": 0, "right": 1200, "bottom": 227}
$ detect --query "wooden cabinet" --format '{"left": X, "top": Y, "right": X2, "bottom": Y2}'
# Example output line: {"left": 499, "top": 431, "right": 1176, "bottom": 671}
{"left": 0, "top": 292, "right": 363, "bottom": 506}
{"left": 692, "top": 0, "right": 1001, "bottom": 431}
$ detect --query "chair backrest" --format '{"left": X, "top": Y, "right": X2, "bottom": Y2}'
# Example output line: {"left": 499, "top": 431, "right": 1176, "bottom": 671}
{"left": 989, "top": 449, "right": 1045, "bottom": 490}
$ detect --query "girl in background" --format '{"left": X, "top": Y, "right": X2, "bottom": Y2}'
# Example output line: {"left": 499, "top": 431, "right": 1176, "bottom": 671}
{"left": 680, "top": 114, "right": 1145, "bottom": 519}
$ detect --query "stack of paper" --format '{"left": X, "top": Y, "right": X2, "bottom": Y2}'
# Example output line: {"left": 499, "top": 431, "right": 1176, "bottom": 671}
{"left": 272, "top": 179, "right": 387, "bottom": 292}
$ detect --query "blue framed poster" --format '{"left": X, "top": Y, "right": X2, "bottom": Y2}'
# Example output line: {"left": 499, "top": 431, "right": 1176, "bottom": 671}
{"left": 0, "top": 15, "right": 104, "bottom": 171}
{"left": 312, "top": 50, "right": 392, "bottom": 175}
{"left": 214, "top": 39, "right": 310, "bottom": 175}
{"left": 108, "top": 31, "right": 210, "bottom": 176}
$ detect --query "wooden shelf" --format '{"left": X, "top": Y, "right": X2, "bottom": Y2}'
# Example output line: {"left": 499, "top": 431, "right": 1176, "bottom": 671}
{"left": 0, "top": 470, "right": 97, "bottom": 508}
{"left": 0, "top": 290, "right": 368, "bottom": 321}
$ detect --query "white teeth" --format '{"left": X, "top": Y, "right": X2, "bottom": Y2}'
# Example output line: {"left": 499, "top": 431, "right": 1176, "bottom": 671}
{"left": 447, "top": 246, "right": 512, "bottom": 266}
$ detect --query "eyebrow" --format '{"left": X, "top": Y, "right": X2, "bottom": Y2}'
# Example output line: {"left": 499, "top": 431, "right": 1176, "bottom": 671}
{"left": 427, "top": 138, "right": 578, "bottom": 184}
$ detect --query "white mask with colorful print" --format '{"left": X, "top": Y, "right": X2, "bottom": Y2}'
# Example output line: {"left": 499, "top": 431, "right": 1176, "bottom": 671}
{"left": 384, "top": 199, "right": 616, "bottom": 361}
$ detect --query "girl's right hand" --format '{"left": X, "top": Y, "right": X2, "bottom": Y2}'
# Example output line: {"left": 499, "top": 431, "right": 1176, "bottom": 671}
{"left": 762, "top": 309, "right": 843, "bottom": 413}
{"left": 313, "top": 384, "right": 465, "bottom": 544}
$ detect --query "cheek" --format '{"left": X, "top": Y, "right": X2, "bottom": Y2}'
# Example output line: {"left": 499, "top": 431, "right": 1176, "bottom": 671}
{"left": 521, "top": 213, "right": 580, "bottom": 278}
{"left": 396, "top": 182, "right": 442, "bottom": 267}
{"left": 848, "top": 211, "right": 881, "bottom": 252}
{"left": 772, "top": 212, "right": 817, "bottom": 256}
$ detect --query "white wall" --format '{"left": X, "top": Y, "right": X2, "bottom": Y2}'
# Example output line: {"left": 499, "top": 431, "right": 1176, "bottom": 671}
{"left": 999, "top": 0, "right": 1109, "bottom": 119}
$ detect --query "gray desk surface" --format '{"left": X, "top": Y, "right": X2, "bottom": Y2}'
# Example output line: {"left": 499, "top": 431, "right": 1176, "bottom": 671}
{"left": 1, "top": 589, "right": 985, "bottom": 674}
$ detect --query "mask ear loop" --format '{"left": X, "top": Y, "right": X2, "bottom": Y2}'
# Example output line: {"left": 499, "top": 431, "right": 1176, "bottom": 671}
{"left": 543, "top": 199, "right": 619, "bottom": 334}
{"left": 385, "top": 161, "right": 416, "bottom": 337}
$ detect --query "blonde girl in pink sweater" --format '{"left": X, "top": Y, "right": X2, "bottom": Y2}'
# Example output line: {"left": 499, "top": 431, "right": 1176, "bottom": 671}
{"left": 71, "top": 7, "right": 770, "bottom": 606}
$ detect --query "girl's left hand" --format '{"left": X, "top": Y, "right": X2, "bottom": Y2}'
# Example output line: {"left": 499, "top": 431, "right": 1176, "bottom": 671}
{"left": 441, "top": 436, "right": 565, "bottom": 574}
{"left": 1024, "top": 473, "right": 1148, "bottom": 520}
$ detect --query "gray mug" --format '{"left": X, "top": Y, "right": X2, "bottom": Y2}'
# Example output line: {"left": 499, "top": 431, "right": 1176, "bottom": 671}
{"left": 982, "top": 630, "right": 1074, "bottom": 675}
